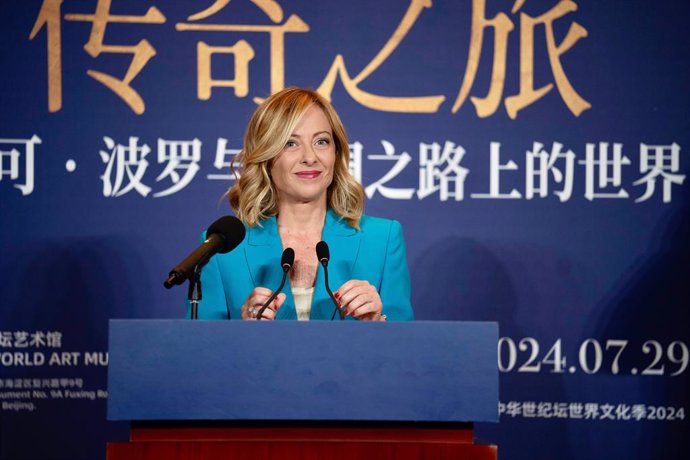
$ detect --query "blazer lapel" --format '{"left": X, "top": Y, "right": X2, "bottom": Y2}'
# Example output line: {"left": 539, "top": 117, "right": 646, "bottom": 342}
{"left": 310, "top": 210, "right": 361, "bottom": 320}
{"left": 244, "top": 217, "right": 298, "bottom": 320}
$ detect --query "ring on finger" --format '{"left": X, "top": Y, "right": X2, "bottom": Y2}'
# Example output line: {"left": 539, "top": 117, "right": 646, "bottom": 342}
{"left": 248, "top": 306, "right": 258, "bottom": 318}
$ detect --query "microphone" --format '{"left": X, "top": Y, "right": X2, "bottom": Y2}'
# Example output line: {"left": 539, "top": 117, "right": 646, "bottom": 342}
{"left": 164, "top": 216, "right": 245, "bottom": 288}
{"left": 316, "top": 241, "right": 345, "bottom": 320}
{"left": 281, "top": 247, "right": 296, "bottom": 271}
{"left": 255, "top": 248, "right": 295, "bottom": 320}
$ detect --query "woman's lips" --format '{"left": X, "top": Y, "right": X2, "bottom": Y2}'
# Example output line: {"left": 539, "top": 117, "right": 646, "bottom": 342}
{"left": 295, "top": 171, "right": 322, "bottom": 179}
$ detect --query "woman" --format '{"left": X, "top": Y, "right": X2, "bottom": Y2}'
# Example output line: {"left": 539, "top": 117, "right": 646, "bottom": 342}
{"left": 193, "top": 87, "right": 414, "bottom": 321}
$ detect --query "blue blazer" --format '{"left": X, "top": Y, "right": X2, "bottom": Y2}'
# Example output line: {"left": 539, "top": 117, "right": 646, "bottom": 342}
{"left": 191, "top": 209, "right": 414, "bottom": 321}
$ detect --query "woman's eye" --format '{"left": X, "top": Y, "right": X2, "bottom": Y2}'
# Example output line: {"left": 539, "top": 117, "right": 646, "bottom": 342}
{"left": 285, "top": 140, "right": 297, "bottom": 148}
{"left": 315, "top": 138, "right": 330, "bottom": 146}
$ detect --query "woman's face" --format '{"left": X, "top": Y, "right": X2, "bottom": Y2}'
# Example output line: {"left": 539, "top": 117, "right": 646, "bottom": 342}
{"left": 271, "top": 105, "right": 336, "bottom": 206}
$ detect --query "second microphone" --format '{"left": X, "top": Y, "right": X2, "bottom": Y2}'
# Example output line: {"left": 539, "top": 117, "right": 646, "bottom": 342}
{"left": 255, "top": 248, "right": 295, "bottom": 320}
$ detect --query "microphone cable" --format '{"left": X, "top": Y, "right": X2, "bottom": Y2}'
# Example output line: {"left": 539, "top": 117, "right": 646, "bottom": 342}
{"left": 256, "top": 248, "right": 295, "bottom": 320}
{"left": 316, "top": 241, "right": 345, "bottom": 320}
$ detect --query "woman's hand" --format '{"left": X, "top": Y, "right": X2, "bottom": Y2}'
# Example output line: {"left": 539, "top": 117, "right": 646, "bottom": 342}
{"left": 335, "top": 280, "right": 384, "bottom": 321}
{"left": 241, "top": 287, "right": 286, "bottom": 320}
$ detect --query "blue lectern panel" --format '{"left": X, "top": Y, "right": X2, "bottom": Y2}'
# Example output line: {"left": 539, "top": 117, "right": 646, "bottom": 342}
{"left": 107, "top": 320, "right": 498, "bottom": 422}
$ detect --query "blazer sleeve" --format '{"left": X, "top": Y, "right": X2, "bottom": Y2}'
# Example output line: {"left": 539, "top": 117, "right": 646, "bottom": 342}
{"left": 184, "top": 231, "right": 231, "bottom": 320}
{"left": 379, "top": 220, "right": 415, "bottom": 321}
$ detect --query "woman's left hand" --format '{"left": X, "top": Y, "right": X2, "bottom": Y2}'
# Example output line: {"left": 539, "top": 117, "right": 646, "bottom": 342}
{"left": 335, "top": 280, "right": 383, "bottom": 321}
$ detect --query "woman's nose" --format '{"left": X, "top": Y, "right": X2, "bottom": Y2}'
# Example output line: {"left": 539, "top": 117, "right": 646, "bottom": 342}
{"left": 300, "top": 145, "right": 318, "bottom": 164}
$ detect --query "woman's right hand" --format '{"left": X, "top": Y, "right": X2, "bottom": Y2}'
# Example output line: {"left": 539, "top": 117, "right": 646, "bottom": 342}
{"left": 241, "top": 287, "right": 286, "bottom": 320}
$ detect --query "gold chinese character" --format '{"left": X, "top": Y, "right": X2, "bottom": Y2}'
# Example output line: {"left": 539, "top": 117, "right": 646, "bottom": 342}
{"left": 177, "top": 0, "right": 308, "bottom": 103}
{"left": 452, "top": 0, "right": 590, "bottom": 119}
{"left": 317, "top": 0, "right": 445, "bottom": 113}
{"left": 504, "top": 0, "right": 590, "bottom": 118}
{"left": 29, "top": 0, "right": 166, "bottom": 114}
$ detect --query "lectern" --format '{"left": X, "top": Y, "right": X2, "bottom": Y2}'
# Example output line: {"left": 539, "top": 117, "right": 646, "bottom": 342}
{"left": 107, "top": 320, "right": 498, "bottom": 459}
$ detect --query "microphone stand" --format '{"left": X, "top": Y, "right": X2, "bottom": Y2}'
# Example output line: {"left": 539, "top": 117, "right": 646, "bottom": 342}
{"left": 321, "top": 262, "right": 345, "bottom": 321}
{"left": 187, "top": 265, "right": 203, "bottom": 320}
{"left": 256, "top": 268, "right": 289, "bottom": 320}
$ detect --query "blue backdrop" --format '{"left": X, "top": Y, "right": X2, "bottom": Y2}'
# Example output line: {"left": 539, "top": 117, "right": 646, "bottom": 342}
{"left": 1, "top": 1, "right": 688, "bottom": 459}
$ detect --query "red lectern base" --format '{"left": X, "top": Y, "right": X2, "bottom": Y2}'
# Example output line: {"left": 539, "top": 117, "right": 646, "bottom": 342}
{"left": 107, "top": 421, "right": 497, "bottom": 460}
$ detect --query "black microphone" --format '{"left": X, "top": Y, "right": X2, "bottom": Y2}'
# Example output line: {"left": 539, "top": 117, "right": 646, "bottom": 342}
{"left": 316, "top": 241, "right": 344, "bottom": 320}
{"left": 255, "top": 248, "right": 295, "bottom": 320}
{"left": 164, "top": 216, "right": 245, "bottom": 288}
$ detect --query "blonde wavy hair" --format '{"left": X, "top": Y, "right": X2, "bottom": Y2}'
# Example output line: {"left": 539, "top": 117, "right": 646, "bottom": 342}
{"left": 228, "top": 87, "right": 365, "bottom": 229}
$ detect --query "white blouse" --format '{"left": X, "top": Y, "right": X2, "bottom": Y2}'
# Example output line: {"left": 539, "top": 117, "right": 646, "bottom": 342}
{"left": 292, "top": 286, "right": 314, "bottom": 321}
